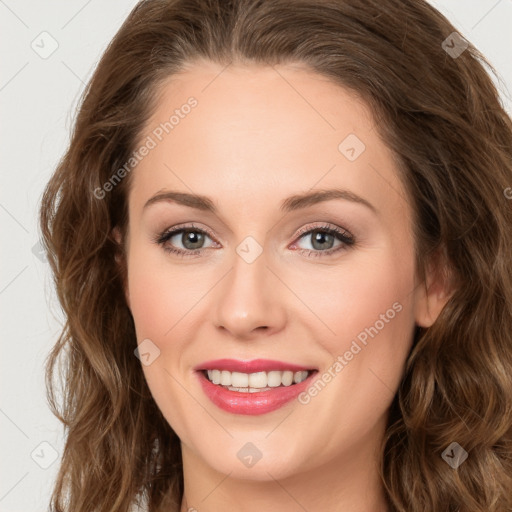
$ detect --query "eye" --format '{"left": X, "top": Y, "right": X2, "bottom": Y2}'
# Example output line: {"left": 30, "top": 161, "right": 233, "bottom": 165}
{"left": 153, "top": 222, "right": 355, "bottom": 259}
{"left": 290, "top": 224, "right": 355, "bottom": 258}
{"left": 153, "top": 223, "right": 217, "bottom": 257}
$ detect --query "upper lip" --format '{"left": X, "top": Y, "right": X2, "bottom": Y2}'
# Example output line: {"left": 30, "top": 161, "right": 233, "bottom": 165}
{"left": 194, "top": 358, "right": 317, "bottom": 373}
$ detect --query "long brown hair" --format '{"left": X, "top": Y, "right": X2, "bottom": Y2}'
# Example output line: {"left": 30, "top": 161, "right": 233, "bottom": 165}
{"left": 39, "top": 0, "right": 512, "bottom": 510}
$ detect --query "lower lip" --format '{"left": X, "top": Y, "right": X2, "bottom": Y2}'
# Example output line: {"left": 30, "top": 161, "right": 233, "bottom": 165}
{"left": 196, "top": 370, "right": 317, "bottom": 415}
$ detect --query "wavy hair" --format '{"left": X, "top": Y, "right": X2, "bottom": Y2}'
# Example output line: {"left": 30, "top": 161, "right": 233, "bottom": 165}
{"left": 39, "top": 0, "right": 512, "bottom": 510}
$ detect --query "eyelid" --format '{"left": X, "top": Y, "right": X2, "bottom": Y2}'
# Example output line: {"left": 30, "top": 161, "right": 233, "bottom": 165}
{"left": 292, "top": 222, "right": 354, "bottom": 242}
{"left": 160, "top": 222, "right": 217, "bottom": 240}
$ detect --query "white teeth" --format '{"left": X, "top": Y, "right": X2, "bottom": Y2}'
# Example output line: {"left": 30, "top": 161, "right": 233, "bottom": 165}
{"left": 231, "top": 372, "right": 249, "bottom": 387}
{"left": 248, "top": 371, "right": 267, "bottom": 388}
{"left": 282, "top": 371, "right": 294, "bottom": 386}
{"left": 249, "top": 386, "right": 268, "bottom": 393}
{"left": 220, "top": 370, "right": 231, "bottom": 386}
{"left": 267, "top": 371, "right": 282, "bottom": 387}
{"left": 204, "top": 368, "right": 311, "bottom": 390}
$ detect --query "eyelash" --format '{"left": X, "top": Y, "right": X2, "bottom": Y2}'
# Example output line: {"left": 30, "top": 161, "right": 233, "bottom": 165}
{"left": 152, "top": 223, "right": 355, "bottom": 259}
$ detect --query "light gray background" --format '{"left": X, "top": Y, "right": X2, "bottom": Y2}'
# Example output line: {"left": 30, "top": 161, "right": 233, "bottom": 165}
{"left": 1, "top": 1, "right": 511, "bottom": 510}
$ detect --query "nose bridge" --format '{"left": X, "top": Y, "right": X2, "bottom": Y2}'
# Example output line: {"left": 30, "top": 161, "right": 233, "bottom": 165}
{"left": 212, "top": 239, "right": 286, "bottom": 338}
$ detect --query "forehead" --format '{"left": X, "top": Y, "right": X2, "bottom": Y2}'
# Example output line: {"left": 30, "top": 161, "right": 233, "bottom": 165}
{"left": 128, "top": 61, "right": 407, "bottom": 223}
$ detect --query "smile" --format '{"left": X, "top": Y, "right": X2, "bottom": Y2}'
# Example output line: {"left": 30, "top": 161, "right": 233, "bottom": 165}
{"left": 194, "top": 359, "right": 318, "bottom": 415}
{"left": 204, "top": 369, "right": 311, "bottom": 391}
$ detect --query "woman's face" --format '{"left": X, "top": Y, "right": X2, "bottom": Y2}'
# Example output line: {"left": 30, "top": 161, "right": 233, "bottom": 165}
{"left": 119, "top": 61, "right": 443, "bottom": 482}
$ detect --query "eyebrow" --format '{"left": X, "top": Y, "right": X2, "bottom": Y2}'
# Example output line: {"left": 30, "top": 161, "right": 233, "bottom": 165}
{"left": 143, "top": 188, "right": 377, "bottom": 214}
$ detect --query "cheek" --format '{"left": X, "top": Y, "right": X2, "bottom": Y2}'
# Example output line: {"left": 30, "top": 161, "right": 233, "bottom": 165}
{"left": 126, "top": 244, "right": 205, "bottom": 339}
{"left": 126, "top": 248, "right": 201, "bottom": 439}
{"left": 327, "top": 252, "right": 416, "bottom": 396}
{"left": 289, "top": 251, "right": 415, "bottom": 353}
{"left": 127, "top": 269, "right": 171, "bottom": 340}
{"left": 296, "top": 251, "right": 417, "bottom": 423}
{"left": 290, "top": 253, "right": 416, "bottom": 451}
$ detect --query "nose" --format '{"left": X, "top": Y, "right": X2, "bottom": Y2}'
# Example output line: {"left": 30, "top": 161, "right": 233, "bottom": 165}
{"left": 213, "top": 246, "right": 287, "bottom": 340}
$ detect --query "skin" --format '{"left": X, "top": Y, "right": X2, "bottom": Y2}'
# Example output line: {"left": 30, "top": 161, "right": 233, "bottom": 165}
{"left": 115, "top": 60, "right": 451, "bottom": 512}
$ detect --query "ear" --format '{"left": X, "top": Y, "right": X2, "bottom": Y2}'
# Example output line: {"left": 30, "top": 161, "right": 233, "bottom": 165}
{"left": 112, "top": 226, "right": 130, "bottom": 309}
{"left": 413, "top": 245, "right": 455, "bottom": 328}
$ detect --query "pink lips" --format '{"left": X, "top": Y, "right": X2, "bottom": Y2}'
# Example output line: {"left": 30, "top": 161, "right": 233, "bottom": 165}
{"left": 194, "top": 358, "right": 314, "bottom": 373}
{"left": 194, "top": 358, "right": 317, "bottom": 415}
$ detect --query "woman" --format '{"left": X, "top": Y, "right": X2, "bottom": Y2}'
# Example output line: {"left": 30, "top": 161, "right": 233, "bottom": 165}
{"left": 39, "top": 0, "right": 512, "bottom": 510}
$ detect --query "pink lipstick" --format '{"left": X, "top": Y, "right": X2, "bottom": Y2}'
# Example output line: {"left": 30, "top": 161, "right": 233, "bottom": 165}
{"left": 194, "top": 359, "right": 318, "bottom": 415}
